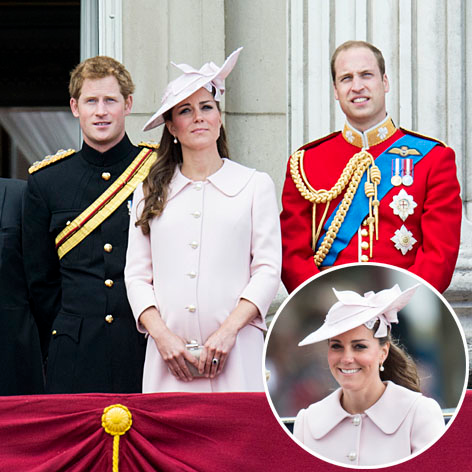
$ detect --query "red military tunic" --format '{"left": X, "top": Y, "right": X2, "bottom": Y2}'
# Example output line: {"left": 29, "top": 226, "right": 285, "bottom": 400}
{"left": 281, "top": 116, "right": 462, "bottom": 293}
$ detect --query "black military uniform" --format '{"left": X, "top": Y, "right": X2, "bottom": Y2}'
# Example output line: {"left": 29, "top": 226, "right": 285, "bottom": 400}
{"left": 23, "top": 134, "right": 148, "bottom": 393}
{"left": 0, "top": 178, "right": 44, "bottom": 395}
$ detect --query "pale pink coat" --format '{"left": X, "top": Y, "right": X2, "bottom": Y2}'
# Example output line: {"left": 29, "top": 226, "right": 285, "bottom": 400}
{"left": 293, "top": 381, "right": 446, "bottom": 466}
{"left": 125, "top": 159, "right": 281, "bottom": 392}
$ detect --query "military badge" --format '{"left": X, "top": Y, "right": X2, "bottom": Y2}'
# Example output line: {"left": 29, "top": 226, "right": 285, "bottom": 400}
{"left": 391, "top": 158, "right": 402, "bottom": 186}
{"left": 402, "top": 158, "right": 414, "bottom": 186}
{"left": 389, "top": 189, "right": 417, "bottom": 222}
{"left": 387, "top": 145, "right": 421, "bottom": 158}
{"left": 391, "top": 225, "right": 417, "bottom": 255}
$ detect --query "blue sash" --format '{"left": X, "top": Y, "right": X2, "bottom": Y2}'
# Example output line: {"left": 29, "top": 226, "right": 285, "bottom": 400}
{"left": 317, "top": 134, "right": 439, "bottom": 266}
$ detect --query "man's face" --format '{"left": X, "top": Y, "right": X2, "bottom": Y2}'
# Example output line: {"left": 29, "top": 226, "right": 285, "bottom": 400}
{"left": 70, "top": 76, "right": 132, "bottom": 153}
{"left": 333, "top": 47, "right": 389, "bottom": 132}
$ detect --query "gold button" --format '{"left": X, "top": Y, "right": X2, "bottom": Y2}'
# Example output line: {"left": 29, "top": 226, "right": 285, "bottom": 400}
{"left": 362, "top": 219, "right": 368, "bottom": 226}
{"left": 361, "top": 241, "right": 369, "bottom": 250}
{"left": 105, "top": 279, "right": 114, "bottom": 287}
{"left": 361, "top": 229, "right": 368, "bottom": 237}
{"left": 190, "top": 241, "right": 199, "bottom": 249}
{"left": 102, "top": 172, "right": 111, "bottom": 181}
{"left": 186, "top": 305, "right": 196, "bottom": 313}
{"left": 66, "top": 220, "right": 71, "bottom": 226}
{"left": 361, "top": 255, "right": 369, "bottom": 262}
{"left": 104, "top": 243, "right": 113, "bottom": 253}
{"left": 105, "top": 314, "right": 114, "bottom": 324}
{"left": 52, "top": 330, "right": 57, "bottom": 335}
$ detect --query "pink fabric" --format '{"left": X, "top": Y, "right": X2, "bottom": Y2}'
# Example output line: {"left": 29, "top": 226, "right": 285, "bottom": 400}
{"left": 294, "top": 381, "right": 447, "bottom": 466}
{"left": 125, "top": 159, "right": 281, "bottom": 392}
{"left": 0, "top": 391, "right": 469, "bottom": 471}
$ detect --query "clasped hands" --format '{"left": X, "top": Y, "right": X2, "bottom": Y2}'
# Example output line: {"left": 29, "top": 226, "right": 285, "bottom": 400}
{"left": 153, "top": 324, "right": 237, "bottom": 382}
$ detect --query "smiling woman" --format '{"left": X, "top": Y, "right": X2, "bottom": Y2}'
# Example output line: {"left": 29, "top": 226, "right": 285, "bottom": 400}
{"left": 291, "top": 284, "right": 448, "bottom": 467}
{"left": 263, "top": 264, "right": 468, "bottom": 468}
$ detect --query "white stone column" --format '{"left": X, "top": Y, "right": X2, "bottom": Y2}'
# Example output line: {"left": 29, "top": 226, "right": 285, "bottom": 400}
{"left": 121, "top": 0, "right": 225, "bottom": 145}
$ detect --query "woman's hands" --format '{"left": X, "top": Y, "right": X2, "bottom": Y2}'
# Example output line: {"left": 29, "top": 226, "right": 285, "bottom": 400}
{"left": 198, "top": 299, "right": 260, "bottom": 378}
{"left": 139, "top": 306, "right": 198, "bottom": 382}
{"left": 198, "top": 323, "right": 238, "bottom": 378}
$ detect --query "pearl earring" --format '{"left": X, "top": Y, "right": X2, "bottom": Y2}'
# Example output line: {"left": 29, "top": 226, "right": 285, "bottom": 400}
{"left": 379, "top": 364, "right": 385, "bottom": 372}
{"left": 173, "top": 136, "right": 178, "bottom": 144}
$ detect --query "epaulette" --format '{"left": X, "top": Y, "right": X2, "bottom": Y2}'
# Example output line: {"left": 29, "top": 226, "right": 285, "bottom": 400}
{"left": 400, "top": 127, "right": 447, "bottom": 147}
{"left": 138, "top": 141, "right": 160, "bottom": 150}
{"left": 28, "top": 149, "right": 76, "bottom": 174}
{"left": 297, "top": 131, "right": 341, "bottom": 152}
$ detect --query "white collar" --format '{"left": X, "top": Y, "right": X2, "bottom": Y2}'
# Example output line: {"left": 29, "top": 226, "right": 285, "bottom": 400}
{"left": 305, "top": 381, "right": 422, "bottom": 438}
{"left": 167, "top": 158, "right": 256, "bottom": 201}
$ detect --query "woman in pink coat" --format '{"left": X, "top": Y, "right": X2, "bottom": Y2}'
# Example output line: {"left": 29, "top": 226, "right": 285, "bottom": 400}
{"left": 293, "top": 284, "right": 446, "bottom": 467}
{"left": 124, "top": 48, "right": 281, "bottom": 392}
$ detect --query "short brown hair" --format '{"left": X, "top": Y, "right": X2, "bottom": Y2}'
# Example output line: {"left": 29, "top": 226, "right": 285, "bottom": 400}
{"left": 330, "top": 40, "right": 386, "bottom": 82}
{"left": 69, "top": 56, "right": 135, "bottom": 100}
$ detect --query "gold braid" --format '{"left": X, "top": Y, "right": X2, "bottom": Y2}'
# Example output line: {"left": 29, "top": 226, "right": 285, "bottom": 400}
{"left": 290, "top": 149, "right": 380, "bottom": 267}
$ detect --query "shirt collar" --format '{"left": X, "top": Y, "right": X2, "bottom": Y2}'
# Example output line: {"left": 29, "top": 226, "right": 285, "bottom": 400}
{"left": 167, "top": 158, "right": 256, "bottom": 201}
{"left": 342, "top": 115, "right": 397, "bottom": 149}
{"left": 305, "top": 381, "right": 421, "bottom": 439}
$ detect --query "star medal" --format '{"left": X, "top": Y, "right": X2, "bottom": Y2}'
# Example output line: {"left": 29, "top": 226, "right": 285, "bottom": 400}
{"left": 391, "top": 158, "right": 402, "bottom": 186}
{"left": 391, "top": 225, "right": 417, "bottom": 255}
{"left": 389, "top": 189, "right": 417, "bottom": 221}
{"left": 402, "top": 158, "right": 414, "bottom": 186}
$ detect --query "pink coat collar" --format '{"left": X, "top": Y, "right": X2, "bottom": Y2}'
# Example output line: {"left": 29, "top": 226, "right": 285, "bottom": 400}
{"left": 306, "top": 381, "right": 422, "bottom": 438}
{"left": 167, "top": 158, "right": 256, "bottom": 201}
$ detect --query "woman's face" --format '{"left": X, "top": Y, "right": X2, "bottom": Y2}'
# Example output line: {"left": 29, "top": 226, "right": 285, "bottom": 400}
{"left": 327, "top": 324, "right": 389, "bottom": 393}
{"left": 166, "top": 87, "right": 222, "bottom": 154}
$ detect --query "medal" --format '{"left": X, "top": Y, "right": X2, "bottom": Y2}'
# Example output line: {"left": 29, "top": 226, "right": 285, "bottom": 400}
{"left": 391, "top": 225, "right": 417, "bottom": 255}
{"left": 391, "top": 158, "right": 402, "bottom": 186}
{"left": 389, "top": 189, "right": 417, "bottom": 221}
{"left": 402, "top": 158, "right": 414, "bottom": 186}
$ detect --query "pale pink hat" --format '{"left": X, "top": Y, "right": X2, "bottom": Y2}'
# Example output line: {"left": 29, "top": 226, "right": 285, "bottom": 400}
{"left": 143, "top": 47, "right": 243, "bottom": 131}
{"left": 298, "top": 284, "right": 420, "bottom": 346}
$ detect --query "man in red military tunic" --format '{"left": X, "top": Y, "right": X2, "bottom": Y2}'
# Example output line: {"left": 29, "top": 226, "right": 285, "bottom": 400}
{"left": 281, "top": 40, "right": 462, "bottom": 293}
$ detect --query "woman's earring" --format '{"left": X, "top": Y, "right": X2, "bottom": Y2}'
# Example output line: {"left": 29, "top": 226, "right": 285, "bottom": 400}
{"left": 379, "top": 363, "right": 385, "bottom": 372}
{"left": 173, "top": 136, "right": 178, "bottom": 144}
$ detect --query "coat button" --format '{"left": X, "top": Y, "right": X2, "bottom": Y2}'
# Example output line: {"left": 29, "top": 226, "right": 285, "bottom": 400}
{"left": 361, "top": 241, "right": 369, "bottom": 250}
{"left": 352, "top": 415, "right": 361, "bottom": 426}
{"left": 360, "top": 255, "right": 369, "bottom": 262}
{"left": 105, "top": 279, "right": 114, "bottom": 287}
{"left": 348, "top": 452, "right": 357, "bottom": 461}
{"left": 186, "top": 305, "right": 196, "bottom": 313}
{"left": 361, "top": 229, "right": 368, "bottom": 237}
{"left": 52, "top": 330, "right": 57, "bottom": 335}
{"left": 66, "top": 220, "right": 71, "bottom": 226}
{"left": 102, "top": 172, "right": 111, "bottom": 181}
{"left": 104, "top": 243, "right": 113, "bottom": 253}
{"left": 105, "top": 314, "right": 114, "bottom": 324}
{"left": 190, "top": 241, "right": 199, "bottom": 249}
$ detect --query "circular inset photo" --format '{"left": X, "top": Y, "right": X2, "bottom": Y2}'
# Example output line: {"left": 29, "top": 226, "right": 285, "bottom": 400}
{"left": 263, "top": 263, "right": 468, "bottom": 469}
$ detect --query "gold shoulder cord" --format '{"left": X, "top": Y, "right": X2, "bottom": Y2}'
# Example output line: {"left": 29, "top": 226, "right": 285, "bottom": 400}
{"left": 290, "top": 149, "right": 381, "bottom": 267}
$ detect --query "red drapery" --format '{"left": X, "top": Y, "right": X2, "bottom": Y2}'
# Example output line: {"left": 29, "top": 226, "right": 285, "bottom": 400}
{"left": 0, "top": 391, "right": 469, "bottom": 471}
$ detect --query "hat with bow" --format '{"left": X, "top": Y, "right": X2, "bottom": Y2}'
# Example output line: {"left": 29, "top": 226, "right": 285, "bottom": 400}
{"left": 298, "top": 284, "right": 420, "bottom": 346}
{"left": 143, "top": 47, "right": 243, "bottom": 131}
